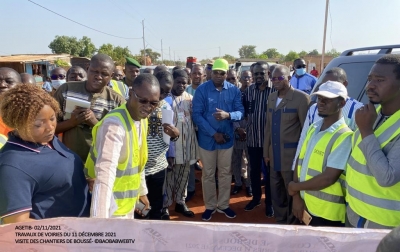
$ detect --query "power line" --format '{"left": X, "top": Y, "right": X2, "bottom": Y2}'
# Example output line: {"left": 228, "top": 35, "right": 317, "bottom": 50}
{"left": 28, "top": 0, "right": 142, "bottom": 40}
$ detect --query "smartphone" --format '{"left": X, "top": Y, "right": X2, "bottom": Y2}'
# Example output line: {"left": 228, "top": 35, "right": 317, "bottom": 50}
{"left": 302, "top": 210, "right": 312, "bottom": 226}
{"left": 135, "top": 201, "right": 151, "bottom": 217}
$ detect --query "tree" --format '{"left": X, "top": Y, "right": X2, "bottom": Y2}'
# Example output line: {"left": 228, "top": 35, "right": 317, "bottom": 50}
{"left": 262, "top": 48, "right": 281, "bottom": 59}
{"left": 258, "top": 54, "right": 268, "bottom": 60}
{"left": 139, "top": 48, "right": 161, "bottom": 63}
{"left": 284, "top": 51, "right": 300, "bottom": 62}
{"left": 326, "top": 48, "right": 341, "bottom": 58}
{"left": 308, "top": 49, "right": 319, "bottom": 56}
{"left": 98, "top": 43, "right": 135, "bottom": 66}
{"left": 48, "top": 35, "right": 96, "bottom": 57}
{"left": 54, "top": 59, "right": 70, "bottom": 67}
{"left": 238, "top": 45, "right": 257, "bottom": 58}
{"left": 298, "top": 50, "right": 308, "bottom": 58}
{"left": 222, "top": 54, "right": 236, "bottom": 63}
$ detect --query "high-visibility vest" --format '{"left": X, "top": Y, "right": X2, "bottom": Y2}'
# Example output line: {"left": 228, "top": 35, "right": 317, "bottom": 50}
{"left": 346, "top": 108, "right": 400, "bottom": 227}
{"left": 110, "top": 80, "right": 127, "bottom": 98}
{"left": 0, "top": 133, "right": 7, "bottom": 149}
{"left": 298, "top": 122, "right": 352, "bottom": 222}
{"left": 84, "top": 104, "right": 148, "bottom": 216}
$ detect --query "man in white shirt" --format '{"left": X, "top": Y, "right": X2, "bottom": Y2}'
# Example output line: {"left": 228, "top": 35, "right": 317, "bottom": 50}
{"left": 292, "top": 67, "right": 363, "bottom": 170}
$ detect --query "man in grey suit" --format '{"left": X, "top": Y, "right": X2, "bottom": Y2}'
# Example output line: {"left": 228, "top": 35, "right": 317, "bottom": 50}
{"left": 263, "top": 65, "right": 310, "bottom": 224}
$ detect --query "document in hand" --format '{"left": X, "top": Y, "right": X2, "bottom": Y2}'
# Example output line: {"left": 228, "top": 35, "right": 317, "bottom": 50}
{"left": 64, "top": 96, "right": 91, "bottom": 119}
{"left": 162, "top": 109, "right": 173, "bottom": 144}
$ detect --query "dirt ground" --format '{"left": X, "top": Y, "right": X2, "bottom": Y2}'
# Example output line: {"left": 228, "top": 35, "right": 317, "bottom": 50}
{"left": 168, "top": 170, "right": 276, "bottom": 225}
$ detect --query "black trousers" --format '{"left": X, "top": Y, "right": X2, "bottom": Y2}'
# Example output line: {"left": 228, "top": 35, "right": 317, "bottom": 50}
{"left": 309, "top": 215, "right": 344, "bottom": 227}
{"left": 248, "top": 147, "right": 272, "bottom": 208}
{"left": 145, "top": 168, "right": 166, "bottom": 220}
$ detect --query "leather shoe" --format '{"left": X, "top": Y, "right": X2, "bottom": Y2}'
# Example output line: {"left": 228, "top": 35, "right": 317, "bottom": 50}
{"left": 231, "top": 185, "right": 242, "bottom": 195}
{"left": 246, "top": 186, "right": 253, "bottom": 197}
{"left": 161, "top": 208, "right": 170, "bottom": 220}
{"left": 175, "top": 203, "right": 195, "bottom": 218}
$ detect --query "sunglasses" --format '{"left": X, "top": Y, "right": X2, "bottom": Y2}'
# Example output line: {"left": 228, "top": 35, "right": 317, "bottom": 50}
{"left": 227, "top": 77, "right": 237, "bottom": 81}
{"left": 271, "top": 76, "right": 286, "bottom": 82}
{"left": 254, "top": 72, "right": 265, "bottom": 76}
{"left": 132, "top": 89, "right": 159, "bottom": 107}
{"left": 206, "top": 66, "right": 212, "bottom": 70}
{"left": 212, "top": 70, "right": 226, "bottom": 76}
{"left": 296, "top": 65, "right": 306, "bottom": 69}
{"left": 51, "top": 74, "right": 66, "bottom": 80}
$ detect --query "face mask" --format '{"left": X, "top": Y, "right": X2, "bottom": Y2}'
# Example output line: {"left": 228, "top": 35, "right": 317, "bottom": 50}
{"left": 295, "top": 68, "right": 306, "bottom": 76}
{"left": 51, "top": 79, "right": 66, "bottom": 89}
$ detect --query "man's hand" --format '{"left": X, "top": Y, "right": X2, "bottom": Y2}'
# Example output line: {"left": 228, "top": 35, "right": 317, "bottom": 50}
{"left": 70, "top": 108, "right": 88, "bottom": 126}
{"left": 355, "top": 102, "right": 377, "bottom": 138}
{"left": 213, "top": 108, "right": 230, "bottom": 121}
{"left": 167, "top": 157, "right": 175, "bottom": 171}
{"left": 86, "top": 177, "right": 95, "bottom": 192}
{"left": 292, "top": 194, "right": 306, "bottom": 222}
{"left": 288, "top": 181, "right": 298, "bottom": 196}
{"left": 83, "top": 109, "right": 98, "bottom": 127}
{"left": 236, "top": 128, "right": 246, "bottom": 141}
{"left": 163, "top": 123, "right": 179, "bottom": 138}
{"left": 134, "top": 195, "right": 151, "bottom": 217}
{"left": 264, "top": 157, "right": 270, "bottom": 164}
{"left": 213, "top": 133, "right": 226, "bottom": 144}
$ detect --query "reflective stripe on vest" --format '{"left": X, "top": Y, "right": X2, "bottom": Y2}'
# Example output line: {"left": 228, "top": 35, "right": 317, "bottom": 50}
{"left": 84, "top": 104, "right": 148, "bottom": 215}
{"left": 110, "top": 80, "right": 126, "bottom": 97}
{"left": 346, "top": 107, "right": 400, "bottom": 227}
{"left": 0, "top": 134, "right": 7, "bottom": 149}
{"left": 298, "top": 124, "right": 352, "bottom": 222}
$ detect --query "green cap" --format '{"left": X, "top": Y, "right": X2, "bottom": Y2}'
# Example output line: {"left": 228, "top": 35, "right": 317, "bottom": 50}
{"left": 125, "top": 57, "right": 141, "bottom": 68}
{"left": 212, "top": 59, "right": 229, "bottom": 71}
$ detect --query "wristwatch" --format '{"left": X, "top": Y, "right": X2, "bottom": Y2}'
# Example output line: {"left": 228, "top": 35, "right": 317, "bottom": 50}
{"left": 170, "top": 136, "right": 179, "bottom": 142}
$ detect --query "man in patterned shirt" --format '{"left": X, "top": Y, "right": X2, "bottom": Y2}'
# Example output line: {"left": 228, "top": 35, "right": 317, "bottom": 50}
{"left": 54, "top": 53, "right": 125, "bottom": 162}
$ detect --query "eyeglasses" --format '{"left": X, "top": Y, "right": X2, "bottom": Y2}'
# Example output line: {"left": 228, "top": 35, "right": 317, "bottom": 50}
{"left": 271, "top": 76, "right": 286, "bottom": 82}
{"left": 212, "top": 70, "right": 226, "bottom": 76}
{"left": 254, "top": 72, "right": 265, "bottom": 76}
{"left": 295, "top": 65, "right": 306, "bottom": 69}
{"left": 51, "top": 74, "right": 66, "bottom": 80}
{"left": 131, "top": 89, "right": 159, "bottom": 107}
{"left": 227, "top": 77, "right": 237, "bottom": 81}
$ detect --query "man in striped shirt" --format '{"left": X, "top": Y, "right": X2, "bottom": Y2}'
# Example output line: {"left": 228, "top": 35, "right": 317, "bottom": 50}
{"left": 243, "top": 62, "right": 275, "bottom": 217}
{"left": 292, "top": 67, "right": 363, "bottom": 170}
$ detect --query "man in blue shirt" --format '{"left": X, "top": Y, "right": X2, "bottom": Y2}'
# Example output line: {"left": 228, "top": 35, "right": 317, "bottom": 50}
{"left": 192, "top": 59, "right": 244, "bottom": 221}
{"left": 290, "top": 58, "right": 317, "bottom": 94}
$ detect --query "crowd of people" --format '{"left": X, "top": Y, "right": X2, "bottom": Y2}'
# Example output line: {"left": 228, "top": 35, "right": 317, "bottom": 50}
{"left": 0, "top": 52, "right": 399, "bottom": 231}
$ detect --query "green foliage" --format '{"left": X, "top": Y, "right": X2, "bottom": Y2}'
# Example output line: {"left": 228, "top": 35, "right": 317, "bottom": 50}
{"left": 325, "top": 48, "right": 341, "bottom": 58}
{"left": 48, "top": 36, "right": 96, "bottom": 57}
{"left": 298, "top": 50, "right": 308, "bottom": 58}
{"left": 222, "top": 54, "right": 236, "bottom": 63}
{"left": 54, "top": 59, "right": 70, "bottom": 67}
{"left": 238, "top": 45, "right": 257, "bottom": 58}
{"left": 258, "top": 54, "right": 268, "bottom": 60}
{"left": 98, "top": 44, "right": 136, "bottom": 66}
{"left": 308, "top": 49, "right": 319, "bottom": 56}
{"left": 262, "top": 48, "right": 281, "bottom": 59}
{"left": 284, "top": 51, "right": 300, "bottom": 62}
{"left": 139, "top": 48, "right": 161, "bottom": 63}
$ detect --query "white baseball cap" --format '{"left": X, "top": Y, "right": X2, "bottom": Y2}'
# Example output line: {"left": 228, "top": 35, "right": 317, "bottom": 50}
{"left": 312, "top": 81, "right": 348, "bottom": 100}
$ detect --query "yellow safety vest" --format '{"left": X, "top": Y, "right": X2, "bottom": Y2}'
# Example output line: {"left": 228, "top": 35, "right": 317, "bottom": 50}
{"left": 110, "top": 80, "right": 127, "bottom": 98}
{"left": 84, "top": 104, "right": 148, "bottom": 216}
{"left": 298, "top": 122, "right": 352, "bottom": 222}
{"left": 346, "top": 108, "right": 400, "bottom": 227}
{"left": 0, "top": 133, "right": 7, "bottom": 149}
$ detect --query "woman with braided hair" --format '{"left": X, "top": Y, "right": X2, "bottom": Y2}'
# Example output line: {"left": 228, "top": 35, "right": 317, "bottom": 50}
{"left": 0, "top": 84, "right": 90, "bottom": 224}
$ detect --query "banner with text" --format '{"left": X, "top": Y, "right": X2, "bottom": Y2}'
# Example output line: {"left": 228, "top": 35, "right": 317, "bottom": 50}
{"left": 0, "top": 218, "right": 390, "bottom": 252}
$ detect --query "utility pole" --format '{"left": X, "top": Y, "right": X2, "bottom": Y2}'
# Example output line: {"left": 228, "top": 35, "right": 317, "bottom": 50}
{"left": 169, "top": 47, "right": 171, "bottom": 63}
{"left": 321, "top": 0, "right": 329, "bottom": 73}
{"left": 219, "top": 47, "right": 221, "bottom": 58}
{"left": 161, "top": 39, "right": 164, "bottom": 64}
{"left": 142, "top": 19, "right": 146, "bottom": 66}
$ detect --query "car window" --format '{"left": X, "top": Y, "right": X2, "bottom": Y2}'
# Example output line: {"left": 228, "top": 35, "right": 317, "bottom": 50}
{"left": 338, "top": 62, "right": 375, "bottom": 102}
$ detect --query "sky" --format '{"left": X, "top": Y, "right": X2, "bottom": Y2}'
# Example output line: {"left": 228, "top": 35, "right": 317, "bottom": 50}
{"left": 1, "top": 0, "right": 400, "bottom": 61}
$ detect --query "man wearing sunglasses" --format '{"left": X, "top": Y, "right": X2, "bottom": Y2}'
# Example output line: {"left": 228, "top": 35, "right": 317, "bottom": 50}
{"left": 54, "top": 53, "right": 125, "bottom": 162}
{"left": 264, "top": 65, "right": 310, "bottom": 224}
{"left": 85, "top": 74, "right": 161, "bottom": 219}
{"left": 290, "top": 58, "right": 317, "bottom": 94}
{"left": 205, "top": 60, "right": 214, "bottom": 82}
{"left": 243, "top": 62, "right": 275, "bottom": 217}
{"left": 193, "top": 59, "right": 244, "bottom": 221}
{"left": 49, "top": 67, "right": 67, "bottom": 92}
